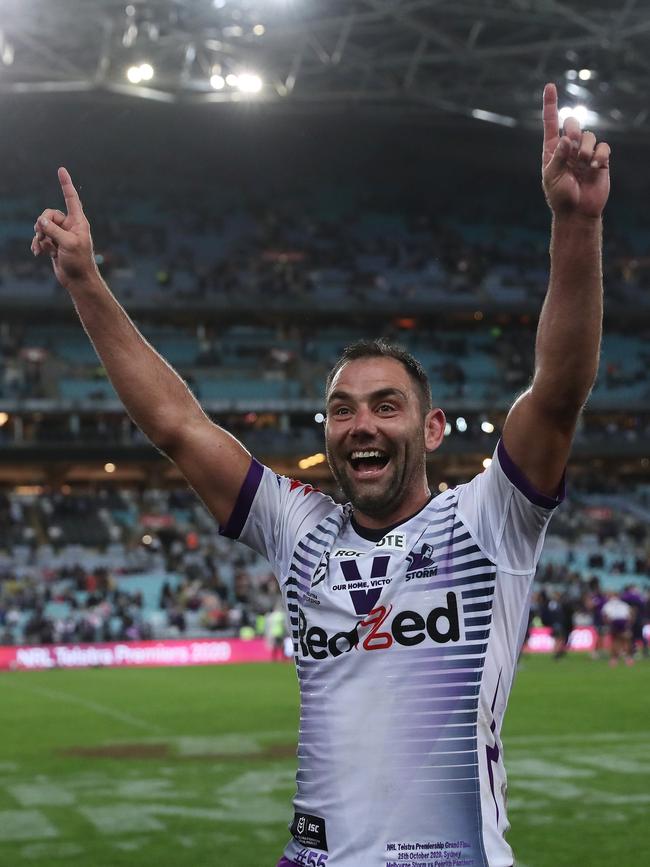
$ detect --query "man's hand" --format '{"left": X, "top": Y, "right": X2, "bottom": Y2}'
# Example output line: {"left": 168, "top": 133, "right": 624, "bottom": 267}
{"left": 31, "top": 167, "right": 99, "bottom": 288}
{"left": 542, "top": 82, "right": 610, "bottom": 219}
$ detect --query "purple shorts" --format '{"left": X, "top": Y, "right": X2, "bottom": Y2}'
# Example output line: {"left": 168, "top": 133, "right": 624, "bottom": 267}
{"left": 276, "top": 859, "right": 299, "bottom": 867}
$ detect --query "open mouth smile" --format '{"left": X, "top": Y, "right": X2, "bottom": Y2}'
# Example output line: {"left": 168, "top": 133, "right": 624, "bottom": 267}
{"left": 348, "top": 449, "right": 391, "bottom": 479}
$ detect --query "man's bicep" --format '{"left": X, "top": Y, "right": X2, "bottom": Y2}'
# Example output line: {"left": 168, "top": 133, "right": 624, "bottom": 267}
{"left": 502, "top": 389, "right": 575, "bottom": 499}
{"left": 166, "top": 415, "right": 253, "bottom": 528}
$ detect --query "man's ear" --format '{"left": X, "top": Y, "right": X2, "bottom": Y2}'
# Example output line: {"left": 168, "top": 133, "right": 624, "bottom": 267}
{"left": 424, "top": 408, "right": 446, "bottom": 453}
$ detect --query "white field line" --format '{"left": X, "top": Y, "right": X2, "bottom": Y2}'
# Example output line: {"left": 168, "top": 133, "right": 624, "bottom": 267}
{"left": 1, "top": 681, "right": 166, "bottom": 735}
{"left": 505, "top": 731, "right": 650, "bottom": 747}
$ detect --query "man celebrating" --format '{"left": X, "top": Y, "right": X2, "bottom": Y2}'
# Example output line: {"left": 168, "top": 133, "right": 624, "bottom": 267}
{"left": 32, "top": 83, "right": 609, "bottom": 867}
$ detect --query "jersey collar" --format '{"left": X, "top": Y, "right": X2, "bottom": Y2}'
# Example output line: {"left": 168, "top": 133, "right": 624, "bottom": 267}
{"left": 351, "top": 494, "right": 434, "bottom": 542}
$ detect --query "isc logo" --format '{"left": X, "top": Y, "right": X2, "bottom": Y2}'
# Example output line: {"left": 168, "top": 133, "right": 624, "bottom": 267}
{"left": 298, "top": 592, "right": 460, "bottom": 659}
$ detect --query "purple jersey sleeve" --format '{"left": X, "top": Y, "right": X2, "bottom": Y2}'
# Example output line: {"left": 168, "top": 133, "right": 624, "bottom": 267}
{"left": 220, "top": 458, "right": 340, "bottom": 584}
{"left": 456, "top": 440, "right": 564, "bottom": 572}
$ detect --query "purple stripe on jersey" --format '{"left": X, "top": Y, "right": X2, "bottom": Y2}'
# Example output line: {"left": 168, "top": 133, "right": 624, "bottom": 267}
{"left": 497, "top": 439, "right": 565, "bottom": 509}
{"left": 220, "top": 457, "right": 264, "bottom": 539}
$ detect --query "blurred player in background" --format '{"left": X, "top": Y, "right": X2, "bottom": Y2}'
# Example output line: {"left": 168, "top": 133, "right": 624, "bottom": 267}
{"left": 620, "top": 583, "right": 648, "bottom": 660}
{"left": 32, "top": 83, "right": 610, "bottom": 867}
{"left": 601, "top": 592, "right": 633, "bottom": 667}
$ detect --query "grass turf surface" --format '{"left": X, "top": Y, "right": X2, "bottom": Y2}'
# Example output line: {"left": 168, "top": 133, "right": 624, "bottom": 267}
{"left": 0, "top": 655, "right": 648, "bottom": 867}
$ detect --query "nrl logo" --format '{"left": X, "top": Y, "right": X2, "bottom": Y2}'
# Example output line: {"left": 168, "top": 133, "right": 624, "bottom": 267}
{"left": 312, "top": 551, "right": 330, "bottom": 587}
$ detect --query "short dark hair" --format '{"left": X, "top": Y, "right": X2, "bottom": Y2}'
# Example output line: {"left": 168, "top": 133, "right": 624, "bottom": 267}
{"left": 325, "top": 339, "right": 433, "bottom": 414}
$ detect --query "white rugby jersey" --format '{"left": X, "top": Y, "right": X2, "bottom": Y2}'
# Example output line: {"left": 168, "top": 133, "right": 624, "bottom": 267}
{"left": 221, "top": 441, "right": 562, "bottom": 867}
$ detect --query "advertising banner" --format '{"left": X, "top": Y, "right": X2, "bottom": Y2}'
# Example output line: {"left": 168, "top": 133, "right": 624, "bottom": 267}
{"left": 0, "top": 637, "right": 273, "bottom": 672}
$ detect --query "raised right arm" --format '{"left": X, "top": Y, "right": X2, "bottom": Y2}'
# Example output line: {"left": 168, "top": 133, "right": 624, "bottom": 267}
{"left": 32, "top": 167, "right": 251, "bottom": 526}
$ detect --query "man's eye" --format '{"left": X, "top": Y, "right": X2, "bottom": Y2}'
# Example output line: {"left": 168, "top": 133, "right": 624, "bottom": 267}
{"left": 333, "top": 406, "right": 350, "bottom": 416}
{"left": 377, "top": 404, "right": 395, "bottom": 413}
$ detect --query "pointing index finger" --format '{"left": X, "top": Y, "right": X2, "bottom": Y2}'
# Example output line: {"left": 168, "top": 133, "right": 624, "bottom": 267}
{"left": 58, "top": 166, "right": 83, "bottom": 218}
{"left": 542, "top": 82, "right": 559, "bottom": 146}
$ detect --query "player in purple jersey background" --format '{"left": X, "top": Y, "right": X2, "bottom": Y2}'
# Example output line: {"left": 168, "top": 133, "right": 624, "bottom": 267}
{"left": 31, "top": 82, "right": 611, "bottom": 866}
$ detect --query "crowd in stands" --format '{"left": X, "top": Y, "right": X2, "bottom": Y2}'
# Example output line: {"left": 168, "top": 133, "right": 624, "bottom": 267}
{"left": 1, "top": 483, "right": 648, "bottom": 651}
{"left": 1, "top": 317, "right": 649, "bottom": 419}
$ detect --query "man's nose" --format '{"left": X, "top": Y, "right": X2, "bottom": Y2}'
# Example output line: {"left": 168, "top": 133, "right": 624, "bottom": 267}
{"left": 350, "top": 405, "right": 377, "bottom": 436}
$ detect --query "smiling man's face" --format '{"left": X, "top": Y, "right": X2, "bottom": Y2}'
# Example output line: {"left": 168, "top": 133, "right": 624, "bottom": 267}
{"left": 325, "top": 356, "right": 444, "bottom": 527}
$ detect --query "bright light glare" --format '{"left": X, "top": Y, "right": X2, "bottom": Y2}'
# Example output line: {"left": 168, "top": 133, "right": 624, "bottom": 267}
{"left": 455, "top": 417, "right": 468, "bottom": 433}
{"left": 210, "top": 73, "right": 225, "bottom": 90}
{"left": 314, "top": 412, "right": 325, "bottom": 424}
{"left": 481, "top": 421, "right": 495, "bottom": 434}
{"left": 253, "top": 24, "right": 266, "bottom": 36}
{"left": 438, "top": 482, "right": 448, "bottom": 493}
{"left": 127, "top": 65, "right": 142, "bottom": 83}
{"left": 225, "top": 73, "right": 238, "bottom": 87}
{"left": 482, "top": 458, "right": 492, "bottom": 470}
{"left": 237, "top": 72, "right": 263, "bottom": 93}
{"left": 444, "top": 422, "right": 452, "bottom": 437}
{"left": 0, "top": 412, "right": 8, "bottom": 427}
{"left": 578, "top": 68, "right": 593, "bottom": 81}
{"left": 139, "top": 63, "right": 154, "bottom": 81}
{"left": 558, "top": 105, "right": 597, "bottom": 126}
{"left": 104, "top": 462, "right": 116, "bottom": 473}
{"left": 298, "top": 453, "right": 326, "bottom": 470}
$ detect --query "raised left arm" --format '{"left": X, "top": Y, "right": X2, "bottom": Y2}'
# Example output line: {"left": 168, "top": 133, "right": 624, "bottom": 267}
{"left": 502, "top": 83, "right": 611, "bottom": 497}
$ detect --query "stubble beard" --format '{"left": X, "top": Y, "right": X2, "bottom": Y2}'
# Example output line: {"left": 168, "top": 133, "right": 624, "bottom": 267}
{"left": 327, "top": 442, "right": 424, "bottom": 521}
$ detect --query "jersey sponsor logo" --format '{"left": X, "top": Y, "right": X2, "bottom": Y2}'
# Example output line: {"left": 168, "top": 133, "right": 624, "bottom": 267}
{"left": 331, "top": 548, "right": 364, "bottom": 558}
{"left": 375, "top": 532, "right": 406, "bottom": 550}
{"left": 298, "top": 591, "right": 460, "bottom": 659}
{"left": 405, "top": 543, "right": 438, "bottom": 581}
{"left": 339, "top": 555, "right": 391, "bottom": 615}
{"left": 290, "top": 811, "right": 328, "bottom": 852}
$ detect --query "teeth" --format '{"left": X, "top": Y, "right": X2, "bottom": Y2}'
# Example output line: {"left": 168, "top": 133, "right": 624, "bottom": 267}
{"left": 350, "top": 450, "right": 385, "bottom": 460}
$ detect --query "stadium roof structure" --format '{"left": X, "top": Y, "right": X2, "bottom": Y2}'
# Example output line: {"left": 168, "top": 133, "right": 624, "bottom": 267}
{"left": 3, "top": 0, "right": 650, "bottom": 132}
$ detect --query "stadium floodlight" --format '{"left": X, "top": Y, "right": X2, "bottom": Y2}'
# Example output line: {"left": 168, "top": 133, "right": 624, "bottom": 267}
{"left": 438, "top": 482, "right": 448, "bottom": 493}
{"left": 139, "top": 63, "right": 154, "bottom": 81}
{"left": 481, "top": 421, "right": 495, "bottom": 434}
{"left": 210, "top": 73, "right": 225, "bottom": 90}
{"left": 471, "top": 109, "right": 517, "bottom": 128}
{"left": 127, "top": 65, "right": 142, "bottom": 83}
{"left": 579, "top": 68, "right": 594, "bottom": 81}
{"left": 104, "top": 462, "right": 116, "bottom": 473}
{"left": 225, "top": 73, "right": 238, "bottom": 87}
{"left": 298, "top": 452, "right": 326, "bottom": 470}
{"left": 1, "top": 41, "right": 13, "bottom": 67}
{"left": 565, "top": 69, "right": 578, "bottom": 81}
{"left": 0, "top": 412, "right": 8, "bottom": 426}
{"left": 213, "top": 0, "right": 227, "bottom": 7}
{"left": 482, "top": 458, "right": 492, "bottom": 469}
{"left": 237, "top": 72, "right": 263, "bottom": 94}
{"left": 314, "top": 412, "right": 325, "bottom": 424}
{"left": 444, "top": 422, "right": 452, "bottom": 437}
{"left": 455, "top": 417, "right": 468, "bottom": 433}
{"left": 253, "top": 24, "right": 266, "bottom": 36}
{"left": 558, "top": 104, "right": 598, "bottom": 126}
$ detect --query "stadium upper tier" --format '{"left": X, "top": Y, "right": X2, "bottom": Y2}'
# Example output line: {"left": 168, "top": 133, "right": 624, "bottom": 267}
{"left": 0, "top": 320, "right": 647, "bottom": 412}
{"left": 2, "top": 192, "right": 650, "bottom": 314}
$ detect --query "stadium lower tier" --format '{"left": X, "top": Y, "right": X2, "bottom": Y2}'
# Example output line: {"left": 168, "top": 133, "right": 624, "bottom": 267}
{"left": 0, "top": 485, "right": 648, "bottom": 649}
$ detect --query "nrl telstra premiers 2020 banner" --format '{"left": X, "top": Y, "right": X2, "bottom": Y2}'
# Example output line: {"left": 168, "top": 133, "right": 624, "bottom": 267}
{"left": 0, "top": 637, "right": 274, "bottom": 671}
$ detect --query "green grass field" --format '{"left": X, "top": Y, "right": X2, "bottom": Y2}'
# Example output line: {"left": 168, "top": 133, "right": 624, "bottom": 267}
{"left": 0, "top": 655, "right": 648, "bottom": 867}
